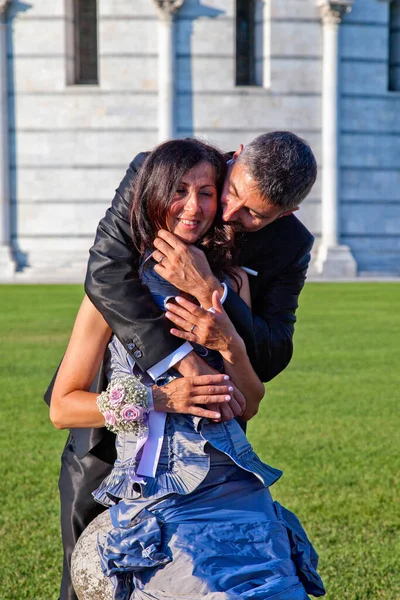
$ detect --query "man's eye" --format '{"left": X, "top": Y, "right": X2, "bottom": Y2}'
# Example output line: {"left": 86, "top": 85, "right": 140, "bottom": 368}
{"left": 249, "top": 210, "right": 265, "bottom": 219}
{"left": 201, "top": 191, "right": 212, "bottom": 197}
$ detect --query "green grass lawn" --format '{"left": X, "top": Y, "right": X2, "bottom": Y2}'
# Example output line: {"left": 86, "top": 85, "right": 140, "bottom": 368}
{"left": 0, "top": 283, "right": 399, "bottom": 599}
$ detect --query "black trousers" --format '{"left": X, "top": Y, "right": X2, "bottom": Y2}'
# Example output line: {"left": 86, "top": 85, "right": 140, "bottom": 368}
{"left": 58, "top": 435, "right": 115, "bottom": 600}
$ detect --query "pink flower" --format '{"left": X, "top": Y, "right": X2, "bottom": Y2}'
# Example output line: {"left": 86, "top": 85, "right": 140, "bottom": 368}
{"left": 109, "top": 384, "right": 125, "bottom": 406}
{"left": 103, "top": 410, "right": 117, "bottom": 426}
{"left": 121, "top": 404, "right": 144, "bottom": 422}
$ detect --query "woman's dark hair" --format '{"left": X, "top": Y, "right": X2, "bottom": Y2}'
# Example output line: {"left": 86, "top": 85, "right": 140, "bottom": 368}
{"left": 130, "top": 138, "right": 238, "bottom": 282}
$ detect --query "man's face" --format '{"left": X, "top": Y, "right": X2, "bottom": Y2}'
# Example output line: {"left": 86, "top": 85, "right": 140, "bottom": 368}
{"left": 221, "top": 158, "right": 296, "bottom": 232}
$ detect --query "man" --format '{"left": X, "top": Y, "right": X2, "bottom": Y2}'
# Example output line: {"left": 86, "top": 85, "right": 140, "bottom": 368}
{"left": 50, "top": 131, "right": 316, "bottom": 600}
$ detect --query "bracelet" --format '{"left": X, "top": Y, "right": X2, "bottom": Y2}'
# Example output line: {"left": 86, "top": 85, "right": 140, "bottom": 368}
{"left": 97, "top": 375, "right": 151, "bottom": 435}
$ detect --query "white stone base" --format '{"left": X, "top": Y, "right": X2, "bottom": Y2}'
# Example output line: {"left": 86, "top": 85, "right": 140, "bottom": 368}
{"left": 314, "top": 244, "right": 358, "bottom": 278}
{"left": 2, "top": 249, "right": 88, "bottom": 283}
{"left": 10, "top": 264, "right": 87, "bottom": 284}
{"left": 0, "top": 245, "right": 16, "bottom": 281}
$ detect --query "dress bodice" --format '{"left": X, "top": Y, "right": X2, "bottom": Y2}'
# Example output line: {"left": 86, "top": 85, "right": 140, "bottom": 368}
{"left": 94, "top": 258, "right": 282, "bottom": 508}
{"left": 94, "top": 334, "right": 282, "bottom": 509}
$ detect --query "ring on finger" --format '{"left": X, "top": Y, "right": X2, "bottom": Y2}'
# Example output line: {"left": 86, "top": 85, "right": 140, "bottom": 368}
{"left": 159, "top": 255, "right": 166, "bottom": 264}
{"left": 190, "top": 324, "right": 196, "bottom": 334}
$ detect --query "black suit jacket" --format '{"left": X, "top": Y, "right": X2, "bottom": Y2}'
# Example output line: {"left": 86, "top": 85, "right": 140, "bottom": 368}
{"left": 46, "top": 152, "right": 313, "bottom": 458}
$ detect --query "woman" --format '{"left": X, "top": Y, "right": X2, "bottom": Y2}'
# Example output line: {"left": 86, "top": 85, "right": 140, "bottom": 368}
{"left": 51, "top": 139, "right": 324, "bottom": 600}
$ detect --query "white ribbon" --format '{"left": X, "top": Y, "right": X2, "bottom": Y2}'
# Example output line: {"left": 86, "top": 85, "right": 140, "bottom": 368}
{"left": 136, "top": 411, "right": 167, "bottom": 478}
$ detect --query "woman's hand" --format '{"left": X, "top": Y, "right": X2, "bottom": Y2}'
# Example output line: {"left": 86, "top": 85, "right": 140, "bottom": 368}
{"left": 165, "top": 291, "right": 243, "bottom": 357}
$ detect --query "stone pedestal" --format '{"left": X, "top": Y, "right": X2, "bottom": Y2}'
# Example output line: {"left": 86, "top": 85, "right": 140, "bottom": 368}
{"left": 0, "top": 246, "right": 14, "bottom": 280}
{"left": 314, "top": 244, "right": 358, "bottom": 278}
{"left": 315, "top": 1, "right": 357, "bottom": 278}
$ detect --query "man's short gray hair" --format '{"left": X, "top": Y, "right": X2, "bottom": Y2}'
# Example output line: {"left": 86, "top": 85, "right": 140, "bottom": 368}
{"left": 238, "top": 131, "right": 317, "bottom": 211}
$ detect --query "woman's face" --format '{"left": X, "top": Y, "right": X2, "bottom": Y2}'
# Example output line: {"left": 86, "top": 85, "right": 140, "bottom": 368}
{"left": 165, "top": 161, "right": 218, "bottom": 244}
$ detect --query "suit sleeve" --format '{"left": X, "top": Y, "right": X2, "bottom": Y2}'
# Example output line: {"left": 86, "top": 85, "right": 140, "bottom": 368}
{"left": 84, "top": 154, "right": 184, "bottom": 372}
{"left": 223, "top": 237, "right": 313, "bottom": 382}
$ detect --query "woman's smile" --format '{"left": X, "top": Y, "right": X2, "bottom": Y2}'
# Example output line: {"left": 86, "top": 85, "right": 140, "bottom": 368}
{"left": 179, "top": 218, "right": 200, "bottom": 227}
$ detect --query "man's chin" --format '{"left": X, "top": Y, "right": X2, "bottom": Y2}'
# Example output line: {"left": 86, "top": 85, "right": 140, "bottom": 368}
{"left": 230, "top": 222, "right": 244, "bottom": 232}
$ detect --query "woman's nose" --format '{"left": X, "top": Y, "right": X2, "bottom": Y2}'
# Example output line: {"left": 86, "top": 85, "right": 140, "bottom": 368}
{"left": 185, "top": 190, "right": 200, "bottom": 212}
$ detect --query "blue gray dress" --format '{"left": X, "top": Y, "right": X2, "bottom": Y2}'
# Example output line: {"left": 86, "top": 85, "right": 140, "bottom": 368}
{"left": 92, "top": 261, "right": 325, "bottom": 600}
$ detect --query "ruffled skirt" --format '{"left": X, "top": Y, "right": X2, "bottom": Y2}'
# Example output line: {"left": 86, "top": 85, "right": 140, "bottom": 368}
{"left": 72, "top": 462, "right": 325, "bottom": 600}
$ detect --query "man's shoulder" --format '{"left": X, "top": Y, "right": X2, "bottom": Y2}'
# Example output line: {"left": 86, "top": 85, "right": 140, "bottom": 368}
{"left": 115, "top": 152, "right": 150, "bottom": 199}
{"left": 244, "top": 214, "right": 313, "bottom": 252}
{"left": 239, "top": 214, "right": 314, "bottom": 274}
{"left": 118, "top": 152, "right": 150, "bottom": 196}
{"left": 130, "top": 151, "right": 150, "bottom": 172}
{"left": 266, "top": 214, "right": 315, "bottom": 263}
{"left": 271, "top": 213, "right": 314, "bottom": 246}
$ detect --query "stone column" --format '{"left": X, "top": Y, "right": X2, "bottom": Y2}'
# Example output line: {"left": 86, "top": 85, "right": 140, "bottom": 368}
{"left": 315, "top": 0, "right": 357, "bottom": 277}
{"left": 0, "top": 0, "right": 14, "bottom": 280}
{"left": 153, "top": 0, "right": 184, "bottom": 142}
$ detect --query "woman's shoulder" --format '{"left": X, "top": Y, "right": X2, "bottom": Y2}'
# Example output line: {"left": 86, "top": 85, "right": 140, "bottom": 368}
{"left": 223, "top": 267, "right": 246, "bottom": 291}
{"left": 224, "top": 267, "right": 250, "bottom": 306}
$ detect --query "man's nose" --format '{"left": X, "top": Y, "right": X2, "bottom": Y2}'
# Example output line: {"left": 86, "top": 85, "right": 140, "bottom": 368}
{"left": 222, "top": 198, "right": 240, "bottom": 222}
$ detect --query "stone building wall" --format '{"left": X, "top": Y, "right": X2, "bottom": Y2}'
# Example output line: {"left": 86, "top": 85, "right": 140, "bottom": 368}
{"left": 175, "top": 0, "right": 322, "bottom": 245}
{"left": 3, "top": 0, "right": 400, "bottom": 278}
{"left": 339, "top": 0, "right": 400, "bottom": 274}
{"left": 9, "top": 0, "right": 159, "bottom": 276}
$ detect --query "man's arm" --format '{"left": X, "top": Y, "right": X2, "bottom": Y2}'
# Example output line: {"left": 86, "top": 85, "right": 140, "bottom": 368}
{"left": 222, "top": 238, "right": 313, "bottom": 382}
{"left": 85, "top": 154, "right": 185, "bottom": 372}
{"left": 150, "top": 227, "right": 313, "bottom": 383}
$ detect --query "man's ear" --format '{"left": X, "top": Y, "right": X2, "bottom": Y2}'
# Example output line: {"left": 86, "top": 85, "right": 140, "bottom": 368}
{"left": 232, "top": 144, "right": 244, "bottom": 161}
{"left": 279, "top": 207, "right": 299, "bottom": 219}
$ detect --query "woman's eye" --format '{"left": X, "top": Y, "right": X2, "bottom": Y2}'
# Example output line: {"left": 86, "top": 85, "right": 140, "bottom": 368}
{"left": 176, "top": 188, "right": 186, "bottom": 194}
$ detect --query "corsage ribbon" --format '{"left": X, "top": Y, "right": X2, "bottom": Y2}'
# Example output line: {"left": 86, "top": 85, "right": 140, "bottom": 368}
{"left": 97, "top": 375, "right": 166, "bottom": 482}
{"left": 135, "top": 411, "right": 167, "bottom": 479}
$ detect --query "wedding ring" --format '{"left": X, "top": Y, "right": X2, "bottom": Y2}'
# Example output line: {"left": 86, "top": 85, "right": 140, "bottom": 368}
{"left": 190, "top": 324, "right": 196, "bottom": 334}
{"left": 159, "top": 255, "right": 165, "bottom": 264}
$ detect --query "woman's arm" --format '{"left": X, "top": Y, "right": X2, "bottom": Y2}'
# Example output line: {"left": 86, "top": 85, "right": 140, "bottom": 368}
{"left": 217, "top": 269, "right": 265, "bottom": 421}
{"left": 50, "top": 296, "right": 236, "bottom": 429}
{"left": 165, "top": 269, "right": 265, "bottom": 421}
{"left": 50, "top": 295, "right": 112, "bottom": 429}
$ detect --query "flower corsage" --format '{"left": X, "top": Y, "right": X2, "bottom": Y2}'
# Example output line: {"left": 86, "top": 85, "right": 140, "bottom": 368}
{"left": 96, "top": 375, "right": 151, "bottom": 434}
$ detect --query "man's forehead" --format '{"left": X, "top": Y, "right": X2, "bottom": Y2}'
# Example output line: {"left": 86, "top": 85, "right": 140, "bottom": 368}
{"left": 228, "top": 161, "right": 260, "bottom": 197}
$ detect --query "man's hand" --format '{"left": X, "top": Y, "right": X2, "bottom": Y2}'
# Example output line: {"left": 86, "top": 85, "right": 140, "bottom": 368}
{"left": 152, "top": 374, "right": 234, "bottom": 419}
{"left": 173, "top": 350, "right": 246, "bottom": 421}
{"left": 152, "top": 230, "right": 223, "bottom": 308}
{"left": 165, "top": 292, "right": 243, "bottom": 357}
